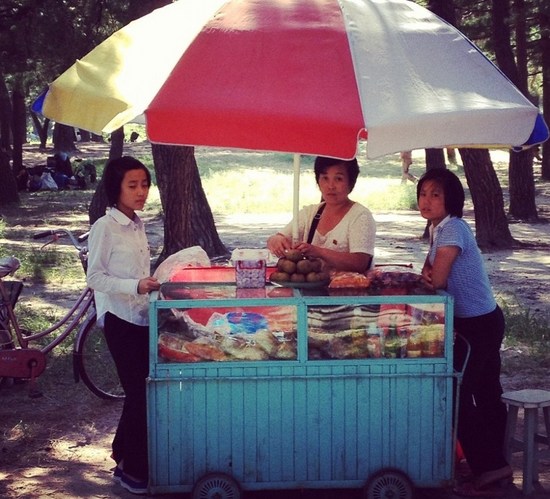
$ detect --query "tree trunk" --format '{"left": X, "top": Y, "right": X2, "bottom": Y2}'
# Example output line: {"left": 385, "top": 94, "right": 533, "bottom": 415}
{"left": 427, "top": 0, "right": 457, "bottom": 25}
{"left": 491, "top": 0, "right": 538, "bottom": 220}
{"left": 424, "top": 148, "right": 446, "bottom": 170}
{"left": 508, "top": 149, "right": 538, "bottom": 220}
{"left": 425, "top": 0, "right": 517, "bottom": 247}
{"left": 11, "top": 82, "right": 26, "bottom": 176}
{"left": 52, "top": 123, "right": 77, "bottom": 153}
{"left": 79, "top": 129, "right": 91, "bottom": 142}
{"left": 513, "top": 0, "right": 528, "bottom": 90}
{"left": 30, "top": 112, "right": 50, "bottom": 150}
{"left": 0, "top": 74, "right": 11, "bottom": 153}
{"left": 459, "top": 148, "right": 516, "bottom": 249}
{"left": 492, "top": 0, "right": 523, "bottom": 92}
{"left": 151, "top": 144, "right": 227, "bottom": 261}
{"left": 540, "top": 5, "right": 550, "bottom": 180}
{"left": 88, "top": 129, "right": 125, "bottom": 226}
{"left": 109, "top": 127, "right": 124, "bottom": 160}
{"left": 421, "top": 148, "right": 447, "bottom": 238}
{"left": 0, "top": 150, "right": 19, "bottom": 206}
{"left": 88, "top": 177, "right": 108, "bottom": 226}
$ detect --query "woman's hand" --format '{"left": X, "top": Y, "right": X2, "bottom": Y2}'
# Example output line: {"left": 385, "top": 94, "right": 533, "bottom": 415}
{"left": 294, "top": 242, "right": 319, "bottom": 259}
{"left": 138, "top": 276, "right": 160, "bottom": 294}
{"left": 296, "top": 243, "right": 371, "bottom": 273}
{"left": 267, "top": 233, "right": 292, "bottom": 258}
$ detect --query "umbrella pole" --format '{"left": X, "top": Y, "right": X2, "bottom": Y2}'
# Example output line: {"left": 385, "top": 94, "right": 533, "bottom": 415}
{"left": 292, "top": 154, "right": 300, "bottom": 244}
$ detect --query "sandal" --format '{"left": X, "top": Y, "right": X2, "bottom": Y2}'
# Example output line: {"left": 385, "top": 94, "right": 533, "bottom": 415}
{"left": 455, "top": 460, "right": 474, "bottom": 484}
{"left": 473, "top": 465, "right": 513, "bottom": 490}
{"left": 453, "top": 481, "right": 507, "bottom": 497}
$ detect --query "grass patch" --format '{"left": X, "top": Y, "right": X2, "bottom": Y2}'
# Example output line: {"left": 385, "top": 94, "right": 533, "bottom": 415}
{"left": 20, "top": 248, "right": 83, "bottom": 285}
{"left": 194, "top": 148, "right": 419, "bottom": 214}
{"left": 500, "top": 297, "right": 550, "bottom": 359}
{"left": 12, "top": 302, "right": 81, "bottom": 387}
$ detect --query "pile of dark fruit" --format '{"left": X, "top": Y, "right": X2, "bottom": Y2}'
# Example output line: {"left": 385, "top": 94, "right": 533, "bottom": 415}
{"left": 270, "top": 249, "right": 330, "bottom": 284}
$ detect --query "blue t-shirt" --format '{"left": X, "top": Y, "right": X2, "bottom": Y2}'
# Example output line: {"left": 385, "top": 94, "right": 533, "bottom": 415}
{"left": 428, "top": 216, "right": 496, "bottom": 318}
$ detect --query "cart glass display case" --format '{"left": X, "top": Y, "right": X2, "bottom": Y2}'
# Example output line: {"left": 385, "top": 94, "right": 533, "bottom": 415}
{"left": 147, "top": 277, "right": 456, "bottom": 496}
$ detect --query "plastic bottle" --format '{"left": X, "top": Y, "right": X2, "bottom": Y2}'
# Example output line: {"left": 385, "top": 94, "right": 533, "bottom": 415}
{"left": 366, "top": 322, "right": 383, "bottom": 358}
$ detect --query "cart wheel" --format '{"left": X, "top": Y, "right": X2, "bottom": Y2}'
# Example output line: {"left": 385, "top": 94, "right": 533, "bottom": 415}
{"left": 191, "top": 472, "right": 241, "bottom": 499}
{"left": 363, "top": 468, "right": 413, "bottom": 499}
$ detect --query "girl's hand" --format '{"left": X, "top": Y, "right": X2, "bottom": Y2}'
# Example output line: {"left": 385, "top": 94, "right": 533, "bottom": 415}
{"left": 421, "top": 264, "right": 434, "bottom": 290}
{"left": 138, "top": 276, "right": 160, "bottom": 294}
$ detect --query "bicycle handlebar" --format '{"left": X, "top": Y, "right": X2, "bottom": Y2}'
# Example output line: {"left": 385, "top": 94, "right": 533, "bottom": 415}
{"left": 33, "top": 229, "right": 88, "bottom": 252}
{"left": 32, "top": 230, "right": 57, "bottom": 240}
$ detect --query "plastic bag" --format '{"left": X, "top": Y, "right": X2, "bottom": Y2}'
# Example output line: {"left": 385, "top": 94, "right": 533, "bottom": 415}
{"left": 153, "top": 246, "right": 211, "bottom": 283}
{"left": 39, "top": 172, "right": 58, "bottom": 190}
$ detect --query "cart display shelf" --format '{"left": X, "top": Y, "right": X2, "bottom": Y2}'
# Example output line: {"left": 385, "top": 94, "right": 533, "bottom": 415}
{"left": 147, "top": 279, "right": 456, "bottom": 498}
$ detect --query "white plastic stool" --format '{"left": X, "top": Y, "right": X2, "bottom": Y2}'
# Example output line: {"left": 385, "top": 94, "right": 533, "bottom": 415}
{"left": 502, "top": 389, "right": 550, "bottom": 495}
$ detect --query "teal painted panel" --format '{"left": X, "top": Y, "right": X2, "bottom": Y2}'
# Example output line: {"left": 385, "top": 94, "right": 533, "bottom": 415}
{"left": 148, "top": 291, "right": 455, "bottom": 493}
{"left": 292, "top": 376, "right": 308, "bottom": 482}
{"left": 267, "top": 372, "right": 283, "bottom": 482}
{"left": 331, "top": 374, "right": 346, "bottom": 480}
{"left": 217, "top": 380, "right": 234, "bottom": 474}
{"left": 255, "top": 378, "right": 271, "bottom": 482}
{"left": 149, "top": 367, "right": 455, "bottom": 491}
{"left": 280, "top": 374, "right": 296, "bottom": 481}
{"left": 230, "top": 379, "right": 245, "bottom": 479}
{"left": 179, "top": 381, "right": 195, "bottom": 484}
{"left": 317, "top": 364, "right": 335, "bottom": 480}
{"left": 192, "top": 380, "right": 208, "bottom": 476}
{"left": 242, "top": 376, "right": 258, "bottom": 482}
{"left": 306, "top": 375, "right": 321, "bottom": 480}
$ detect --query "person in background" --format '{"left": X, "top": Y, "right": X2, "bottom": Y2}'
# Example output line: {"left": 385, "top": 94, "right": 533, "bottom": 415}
{"left": 87, "top": 156, "right": 160, "bottom": 495}
{"left": 399, "top": 150, "right": 417, "bottom": 184}
{"left": 417, "top": 168, "right": 512, "bottom": 497}
{"left": 267, "top": 156, "right": 376, "bottom": 273}
{"left": 49, "top": 153, "right": 73, "bottom": 189}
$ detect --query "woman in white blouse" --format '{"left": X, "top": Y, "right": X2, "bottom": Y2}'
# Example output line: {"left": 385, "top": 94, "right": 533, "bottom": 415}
{"left": 87, "top": 156, "right": 160, "bottom": 495}
{"left": 267, "top": 156, "right": 376, "bottom": 273}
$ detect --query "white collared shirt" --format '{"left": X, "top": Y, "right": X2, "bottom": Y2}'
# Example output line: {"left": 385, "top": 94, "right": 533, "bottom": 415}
{"left": 87, "top": 207, "right": 151, "bottom": 327}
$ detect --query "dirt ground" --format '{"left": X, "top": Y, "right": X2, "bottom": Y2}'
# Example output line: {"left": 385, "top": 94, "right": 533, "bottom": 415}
{"left": 0, "top": 142, "right": 549, "bottom": 498}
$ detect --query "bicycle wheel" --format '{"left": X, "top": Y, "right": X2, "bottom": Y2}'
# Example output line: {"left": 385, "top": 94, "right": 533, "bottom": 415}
{"left": 74, "top": 316, "right": 124, "bottom": 400}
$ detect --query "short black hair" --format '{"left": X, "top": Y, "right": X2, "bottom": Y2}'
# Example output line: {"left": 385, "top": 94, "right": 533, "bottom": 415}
{"left": 103, "top": 156, "right": 151, "bottom": 207}
{"left": 314, "top": 157, "right": 360, "bottom": 191}
{"left": 416, "top": 168, "right": 465, "bottom": 218}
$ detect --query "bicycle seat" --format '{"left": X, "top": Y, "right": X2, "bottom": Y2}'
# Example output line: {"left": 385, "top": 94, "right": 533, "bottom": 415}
{"left": 0, "top": 256, "right": 21, "bottom": 278}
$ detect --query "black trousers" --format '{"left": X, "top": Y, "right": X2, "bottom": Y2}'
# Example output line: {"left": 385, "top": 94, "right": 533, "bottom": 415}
{"left": 104, "top": 312, "right": 149, "bottom": 480}
{"left": 453, "top": 305, "right": 508, "bottom": 475}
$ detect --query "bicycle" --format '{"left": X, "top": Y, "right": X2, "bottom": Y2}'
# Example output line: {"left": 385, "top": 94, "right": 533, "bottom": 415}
{"left": 0, "top": 228, "right": 123, "bottom": 400}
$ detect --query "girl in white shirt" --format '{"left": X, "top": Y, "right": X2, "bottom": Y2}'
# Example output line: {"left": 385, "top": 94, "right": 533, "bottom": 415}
{"left": 87, "top": 156, "right": 159, "bottom": 495}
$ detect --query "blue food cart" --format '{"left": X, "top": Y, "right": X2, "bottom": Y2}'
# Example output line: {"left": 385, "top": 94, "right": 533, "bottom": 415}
{"left": 147, "top": 270, "right": 457, "bottom": 498}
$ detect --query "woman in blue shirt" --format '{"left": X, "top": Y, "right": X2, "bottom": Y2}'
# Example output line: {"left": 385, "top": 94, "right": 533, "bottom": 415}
{"left": 417, "top": 168, "right": 512, "bottom": 496}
